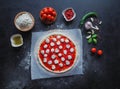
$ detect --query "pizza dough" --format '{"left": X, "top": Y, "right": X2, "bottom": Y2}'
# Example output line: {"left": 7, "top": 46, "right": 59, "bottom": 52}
{"left": 38, "top": 34, "right": 77, "bottom": 73}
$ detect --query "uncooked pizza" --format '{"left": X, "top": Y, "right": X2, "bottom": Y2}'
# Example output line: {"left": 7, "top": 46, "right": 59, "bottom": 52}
{"left": 38, "top": 34, "right": 77, "bottom": 73}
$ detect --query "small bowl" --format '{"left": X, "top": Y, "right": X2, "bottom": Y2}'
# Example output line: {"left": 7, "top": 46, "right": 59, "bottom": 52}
{"left": 62, "top": 7, "right": 76, "bottom": 22}
{"left": 39, "top": 7, "right": 57, "bottom": 24}
{"left": 10, "top": 34, "right": 23, "bottom": 47}
{"left": 14, "top": 11, "right": 35, "bottom": 32}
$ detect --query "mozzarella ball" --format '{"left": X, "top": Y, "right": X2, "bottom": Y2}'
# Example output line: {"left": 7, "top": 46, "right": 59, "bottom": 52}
{"left": 59, "top": 45, "right": 63, "bottom": 49}
{"left": 57, "top": 35, "right": 61, "bottom": 39}
{"left": 51, "top": 54, "right": 56, "bottom": 59}
{"left": 68, "top": 55, "right": 72, "bottom": 60}
{"left": 60, "top": 38, "right": 64, "bottom": 42}
{"left": 44, "top": 54, "right": 48, "bottom": 57}
{"left": 52, "top": 65, "right": 56, "bottom": 70}
{"left": 54, "top": 59, "right": 59, "bottom": 64}
{"left": 70, "top": 48, "right": 74, "bottom": 52}
{"left": 55, "top": 48, "right": 59, "bottom": 53}
{"left": 63, "top": 50, "right": 67, "bottom": 55}
{"left": 51, "top": 48, "right": 54, "bottom": 52}
{"left": 52, "top": 38, "right": 57, "bottom": 42}
{"left": 40, "top": 50, "right": 44, "bottom": 54}
{"left": 45, "top": 39, "right": 50, "bottom": 43}
{"left": 58, "top": 53, "right": 62, "bottom": 57}
{"left": 61, "top": 57, "right": 65, "bottom": 61}
{"left": 66, "top": 60, "right": 70, "bottom": 65}
{"left": 46, "top": 49, "right": 50, "bottom": 53}
{"left": 59, "top": 63, "right": 63, "bottom": 67}
{"left": 44, "top": 44, "right": 48, "bottom": 48}
{"left": 50, "top": 42, "right": 55, "bottom": 47}
{"left": 66, "top": 44, "right": 70, "bottom": 49}
{"left": 56, "top": 41, "right": 61, "bottom": 45}
{"left": 65, "top": 39, "right": 69, "bottom": 43}
{"left": 48, "top": 60, "right": 52, "bottom": 65}
{"left": 43, "top": 58, "right": 47, "bottom": 63}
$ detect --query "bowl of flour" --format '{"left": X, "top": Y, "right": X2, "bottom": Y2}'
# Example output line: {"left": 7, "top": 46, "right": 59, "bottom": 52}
{"left": 14, "top": 11, "right": 35, "bottom": 32}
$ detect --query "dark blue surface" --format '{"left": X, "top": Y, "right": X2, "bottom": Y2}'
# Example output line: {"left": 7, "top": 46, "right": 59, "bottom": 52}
{"left": 0, "top": 0, "right": 120, "bottom": 89}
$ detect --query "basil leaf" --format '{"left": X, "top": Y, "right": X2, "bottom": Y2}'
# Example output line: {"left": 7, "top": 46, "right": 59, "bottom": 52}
{"left": 93, "top": 38, "right": 97, "bottom": 44}
{"left": 88, "top": 38, "right": 92, "bottom": 44}
{"left": 92, "top": 34, "right": 97, "bottom": 38}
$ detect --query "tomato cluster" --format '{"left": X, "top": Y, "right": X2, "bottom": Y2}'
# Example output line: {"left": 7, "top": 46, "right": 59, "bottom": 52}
{"left": 40, "top": 7, "right": 57, "bottom": 24}
{"left": 91, "top": 47, "right": 103, "bottom": 56}
{"left": 64, "top": 9, "right": 74, "bottom": 20}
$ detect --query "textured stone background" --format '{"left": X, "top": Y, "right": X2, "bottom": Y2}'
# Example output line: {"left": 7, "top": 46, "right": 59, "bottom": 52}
{"left": 0, "top": 0, "right": 120, "bottom": 89}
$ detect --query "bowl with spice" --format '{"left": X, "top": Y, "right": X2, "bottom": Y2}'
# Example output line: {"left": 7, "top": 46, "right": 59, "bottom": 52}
{"left": 14, "top": 11, "right": 35, "bottom": 32}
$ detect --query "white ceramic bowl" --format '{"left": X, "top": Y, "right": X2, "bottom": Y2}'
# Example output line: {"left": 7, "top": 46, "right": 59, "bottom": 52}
{"left": 62, "top": 7, "right": 76, "bottom": 22}
{"left": 10, "top": 34, "right": 23, "bottom": 47}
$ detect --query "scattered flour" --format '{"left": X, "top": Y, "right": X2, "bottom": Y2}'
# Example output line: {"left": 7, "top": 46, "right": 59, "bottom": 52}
{"left": 56, "top": 24, "right": 64, "bottom": 29}
{"left": 19, "top": 52, "right": 31, "bottom": 71}
{"left": 5, "top": 80, "right": 26, "bottom": 89}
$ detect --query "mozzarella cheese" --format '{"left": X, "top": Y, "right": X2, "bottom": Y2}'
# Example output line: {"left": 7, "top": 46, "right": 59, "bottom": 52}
{"left": 50, "top": 42, "right": 55, "bottom": 47}
{"left": 56, "top": 41, "right": 61, "bottom": 45}
{"left": 57, "top": 35, "right": 61, "bottom": 39}
{"left": 61, "top": 57, "right": 65, "bottom": 61}
{"left": 44, "top": 54, "right": 48, "bottom": 57}
{"left": 46, "top": 49, "right": 50, "bottom": 53}
{"left": 43, "top": 58, "right": 47, "bottom": 63}
{"left": 41, "top": 50, "right": 44, "bottom": 55}
{"left": 45, "top": 38, "right": 50, "bottom": 43}
{"left": 60, "top": 38, "right": 64, "bottom": 42}
{"left": 59, "top": 45, "right": 63, "bottom": 49}
{"left": 51, "top": 48, "right": 54, "bottom": 52}
{"left": 52, "top": 38, "right": 57, "bottom": 42}
{"left": 51, "top": 54, "right": 56, "bottom": 59}
{"left": 66, "top": 60, "right": 70, "bottom": 65}
{"left": 59, "top": 63, "right": 63, "bottom": 67}
{"left": 66, "top": 44, "right": 70, "bottom": 49}
{"left": 68, "top": 55, "right": 72, "bottom": 60}
{"left": 44, "top": 44, "right": 48, "bottom": 48}
{"left": 55, "top": 48, "right": 59, "bottom": 53}
{"left": 58, "top": 53, "right": 62, "bottom": 57}
{"left": 48, "top": 60, "right": 52, "bottom": 65}
{"left": 54, "top": 59, "right": 59, "bottom": 64}
{"left": 65, "top": 39, "right": 69, "bottom": 43}
{"left": 63, "top": 50, "right": 67, "bottom": 55}
{"left": 52, "top": 65, "right": 56, "bottom": 70}
{"left": 70, "top": 48, "right": 74, "bottom": 52}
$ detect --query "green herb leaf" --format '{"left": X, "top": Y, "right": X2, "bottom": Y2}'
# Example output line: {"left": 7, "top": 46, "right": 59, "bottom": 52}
{"left": 93, "top": 38, "right": 97, "bottom": 44}
{"left": 88, "top": 38, "right": 92, "bottom": 44}
{"left": 92, "top": 34, "right": 97, "bottom": 38}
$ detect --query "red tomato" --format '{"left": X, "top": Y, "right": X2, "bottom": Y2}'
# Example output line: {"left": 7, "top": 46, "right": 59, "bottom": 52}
{"left": 50, "top": 16, "right": 55, "bottom": 21}
{"left": 52, "top": 11, "right": 57, "bottom": 17}
{"left": 48, "top": 7, "right": 53, "bottom": 14}
{"left": 97, "top": 50, "right": 103, "bottom": 56}
{"left": 67, "top": 16, "right": 71, "bottom": 20}
{"left": 43, "top": 8, "right": 48, "bottom": 14}
{"left": 47, "top": 14, "right": 52, "bottom": 21}
{"left": 91, "top": 48, "right": 97, "bottom": 53}
{"left": 40, "top": 11, "right": 44, "bottom": 16}
{"left": 41, "top": 14, "right": 47, "bottom": 20}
